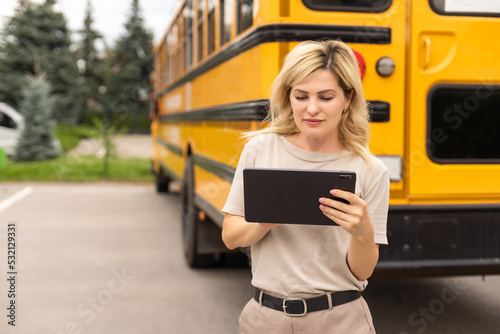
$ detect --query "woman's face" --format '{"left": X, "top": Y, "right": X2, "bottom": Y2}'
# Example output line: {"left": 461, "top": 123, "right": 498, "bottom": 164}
{"left": 289, "top": 69, "right": 351, "bottom": 145}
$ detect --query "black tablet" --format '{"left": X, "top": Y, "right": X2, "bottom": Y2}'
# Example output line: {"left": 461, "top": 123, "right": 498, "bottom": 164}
{"left": 243, "top": 168, "right": 356, "bottom": 226}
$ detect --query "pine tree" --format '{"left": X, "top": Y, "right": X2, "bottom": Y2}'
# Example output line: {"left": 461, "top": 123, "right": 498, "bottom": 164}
{"left": 0, "top": 0, "right": 84, "bottom": 125}
{"left": 78, "top": 0, "right": 105, "bottom": 118}
{"left": 0, "top": 2, "right": 35, "bottom": 109}
{"left": 15, "top": 74, "right": 60, "bottom": 161}
{"left": 107, "top": 0, "right": 154, "bottom": 132}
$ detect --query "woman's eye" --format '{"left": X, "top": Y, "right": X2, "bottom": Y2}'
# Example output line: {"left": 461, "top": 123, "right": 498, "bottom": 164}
{"left": 320, "top": 96, "right": 333, "bottom": 101}
{"left": 295, "top": 96, "right": 307, "bottom": 101}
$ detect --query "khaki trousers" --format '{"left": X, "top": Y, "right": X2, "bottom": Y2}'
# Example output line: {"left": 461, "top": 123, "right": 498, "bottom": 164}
{"left": 239, "top": 296, "right": 376, "bottom": 334}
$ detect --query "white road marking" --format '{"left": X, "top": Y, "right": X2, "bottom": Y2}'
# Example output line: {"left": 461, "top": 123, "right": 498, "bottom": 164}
{"left": 0, "top": 186, "right": 33, "bottom": 213}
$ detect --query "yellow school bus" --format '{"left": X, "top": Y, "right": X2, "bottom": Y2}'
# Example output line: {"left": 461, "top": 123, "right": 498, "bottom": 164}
{"left": 150, "top": 0, "right": 500, "bottom": 275}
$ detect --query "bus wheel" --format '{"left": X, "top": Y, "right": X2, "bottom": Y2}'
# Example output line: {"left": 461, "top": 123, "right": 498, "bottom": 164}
{"left": 181, "top": 157, "right": 216, "bottom": 267}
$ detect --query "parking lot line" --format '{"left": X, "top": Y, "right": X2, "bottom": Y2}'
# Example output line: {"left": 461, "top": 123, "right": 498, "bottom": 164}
{"left": 0, "top": 186, "right": 32, "bottom": 213}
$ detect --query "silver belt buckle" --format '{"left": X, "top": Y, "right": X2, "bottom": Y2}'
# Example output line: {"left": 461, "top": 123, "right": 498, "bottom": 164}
{"left": 282, "top": 297, "right": 307, "bottom": 317}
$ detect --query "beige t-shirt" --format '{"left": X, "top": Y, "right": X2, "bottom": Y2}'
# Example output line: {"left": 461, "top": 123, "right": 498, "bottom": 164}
{"left": 222, "top": 133, "right": 389, "bottom": 297}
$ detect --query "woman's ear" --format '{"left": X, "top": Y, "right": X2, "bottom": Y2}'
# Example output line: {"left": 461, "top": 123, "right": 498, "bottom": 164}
{"left": 344, "top": 89, "right": 354, "bottom": 110}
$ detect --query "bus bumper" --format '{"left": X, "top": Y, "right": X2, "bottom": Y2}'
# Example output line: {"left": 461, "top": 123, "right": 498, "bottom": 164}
{"left": 375, "top": 204, "right": 500, "bottom": 278}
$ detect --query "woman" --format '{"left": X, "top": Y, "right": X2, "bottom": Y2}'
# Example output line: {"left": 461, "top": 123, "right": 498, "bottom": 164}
{"left": 222, "top": 40, "right": 389, "bottom": 333}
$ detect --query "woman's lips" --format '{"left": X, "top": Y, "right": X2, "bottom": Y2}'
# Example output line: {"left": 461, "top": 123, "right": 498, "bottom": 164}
{"left": 304, "top": 119, "right": 323, "bottom": 126}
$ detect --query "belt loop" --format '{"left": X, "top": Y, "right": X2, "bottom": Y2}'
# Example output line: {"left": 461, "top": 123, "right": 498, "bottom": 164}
{"left": 327, "top": 293, "right": 333, "bottom": 310}
{"left": 259, "top": 290, "right": 263, "bottom": 305}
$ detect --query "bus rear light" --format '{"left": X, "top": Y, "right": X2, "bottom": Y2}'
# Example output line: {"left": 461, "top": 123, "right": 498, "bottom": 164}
{"left": 351, "top": 49, "right": 366, "bottom": 79}
{"left": 199, "top": 211, "right": 206, "bottom": 221}
{"left": 149, "top": 91, "right": 157, "bottom": 121}
{"left": 376, "top": 57, "right": 395, "bottom": 77}
{"left": 375, "top": 155, "right": 402, "bottom": 182}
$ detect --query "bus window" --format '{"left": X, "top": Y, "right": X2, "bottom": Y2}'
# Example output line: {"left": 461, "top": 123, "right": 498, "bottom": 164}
{"left": 169, "top": 24, "right": 178, "bottom": 82}
{"left": 156, "top": 52, "right": 163, "bottom": 90}
{"left": 169, "top": 31, "right": 174, "bottom": 82}
{"left": 198, "top": 0, "right": 204, "bottom": 62}
{"left": 220, "top": 0, "right": 232, "bottom": 46}
{"left": 430, "top": 0, "right": 500, "bottom": 16}
{"left": 165, "top": 36, "right": 170, "bottom": 84}
{"left": 184, "top": 1, "right": 194, "bottom": 71}
{"left": 208, "top": 0, "right": 216, "bottom": 55}
{"left": 237, "top": 0, "right": 253, "bottom": 34}
{"left": 428, "top": 85, "right": 500, "bottom": 163}
{"left": 302, "top": 0, "right": 392, "bottom": 12}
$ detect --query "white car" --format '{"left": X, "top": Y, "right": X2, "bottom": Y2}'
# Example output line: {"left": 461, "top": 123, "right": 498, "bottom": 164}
{"left": 0, "top": 102, "right": 24, "bottom": 157}
{"left": 0, "top": 102, "right": 61, "bottom": 158}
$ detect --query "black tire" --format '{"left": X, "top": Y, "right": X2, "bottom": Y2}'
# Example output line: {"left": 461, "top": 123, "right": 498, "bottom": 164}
{"left": 181, "top": 156, "right": 216, "bottom": 267}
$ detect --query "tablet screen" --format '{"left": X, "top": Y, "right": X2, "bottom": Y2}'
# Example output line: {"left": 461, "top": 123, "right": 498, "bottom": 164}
{"left": 243, "top": 168, "right": 356, "bottom": 225}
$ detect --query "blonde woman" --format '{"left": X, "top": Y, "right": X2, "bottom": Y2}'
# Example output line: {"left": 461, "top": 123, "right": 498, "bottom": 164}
{"left": 222, "top": 40, "right": 389, "bottom": 333}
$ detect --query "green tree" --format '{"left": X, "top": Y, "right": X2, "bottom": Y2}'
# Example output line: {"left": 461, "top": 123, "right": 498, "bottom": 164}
{"left": 107, "top": 0, "right": 154, "bottom": 132}
{"left": 0, "top": 0, "right": 84, "bottom": 124}
{"left": 15, "top": 74, "right": 60, "bottom": 161}
{"left": 77, "top": 0, "right": 105, "bottom": 120}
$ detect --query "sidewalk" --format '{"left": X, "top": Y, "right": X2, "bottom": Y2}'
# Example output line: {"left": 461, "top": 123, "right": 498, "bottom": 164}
{"left": 69, "top": 134, "right": 152, "bottom": 159}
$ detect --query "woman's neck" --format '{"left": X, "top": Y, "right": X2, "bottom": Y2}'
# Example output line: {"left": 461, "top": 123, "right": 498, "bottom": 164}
{"left": 286, "top": 133, "right": 342, "bottom": 154}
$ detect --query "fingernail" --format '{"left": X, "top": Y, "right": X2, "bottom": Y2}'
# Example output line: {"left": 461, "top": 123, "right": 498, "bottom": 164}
{"left": 330, "top": 190, "right": 337, "bottom": 195}
{"left": 319, "top": 205, "right": 325, "bottom": 210}
{"left": 319, "top": 198, "right": 325, "bottom": 203}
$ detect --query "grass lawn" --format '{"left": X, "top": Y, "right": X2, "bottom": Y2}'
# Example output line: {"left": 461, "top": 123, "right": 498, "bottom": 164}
{"left": 0, "top": 155, "right": 153, "bottom": 183}
{"left": 0, "top": 125, "right": 153, "bottom": 183}
{"left": 54, "top": 124, "right": 98, "bottom": 153}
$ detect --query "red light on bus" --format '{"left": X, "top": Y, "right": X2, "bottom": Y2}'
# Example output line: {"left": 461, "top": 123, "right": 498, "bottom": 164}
{"left": 149, "top": 91, "right": 157, "bottom": 121}
{"left": 351, "top": 49, "right": 366, "bottom": 79}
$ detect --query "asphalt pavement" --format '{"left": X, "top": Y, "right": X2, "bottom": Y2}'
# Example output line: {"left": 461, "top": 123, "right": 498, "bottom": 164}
{"left": 0, "top": 183, "right": 252, "bottom": 334}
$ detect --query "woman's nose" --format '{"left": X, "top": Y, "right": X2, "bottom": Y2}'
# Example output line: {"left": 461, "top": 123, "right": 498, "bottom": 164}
{"left": 307, "top": 98, "right": 320, "bottom": 115}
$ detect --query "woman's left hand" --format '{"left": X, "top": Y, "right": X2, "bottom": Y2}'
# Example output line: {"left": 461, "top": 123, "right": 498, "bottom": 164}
{"left": 319, "top": 189, "right": 379, "bottom": 281}
{"left": 319, "top": 189, "right": 374, "bottom": 243}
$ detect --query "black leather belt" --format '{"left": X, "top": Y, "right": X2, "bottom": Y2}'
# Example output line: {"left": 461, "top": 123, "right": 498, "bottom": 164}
{"left": 254, "top": 288, "right": 361, "bottom": 317}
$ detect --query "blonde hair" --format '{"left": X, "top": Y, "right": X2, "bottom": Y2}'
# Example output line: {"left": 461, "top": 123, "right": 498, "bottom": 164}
{"left": 247, "top": 40, "right": 373, "bottom": 165}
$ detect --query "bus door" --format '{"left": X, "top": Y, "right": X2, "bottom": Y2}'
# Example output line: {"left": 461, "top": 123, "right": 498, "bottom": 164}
{"left": 408, "top": 1, "right": 500, "bottom": 199}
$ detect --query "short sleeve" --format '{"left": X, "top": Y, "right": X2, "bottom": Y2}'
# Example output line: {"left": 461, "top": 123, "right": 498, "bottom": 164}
{"left": 362, "top": 163, "right": 390, "bottom": 245}
{"left": 222, "top": 139, "right": 258, "bottom": 217}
